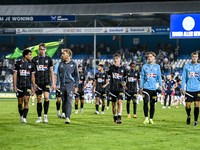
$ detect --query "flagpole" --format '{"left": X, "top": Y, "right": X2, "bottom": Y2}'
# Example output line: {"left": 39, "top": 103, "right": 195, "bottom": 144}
{"left": 94, "top": 19, "right": 96, "bottom": 76}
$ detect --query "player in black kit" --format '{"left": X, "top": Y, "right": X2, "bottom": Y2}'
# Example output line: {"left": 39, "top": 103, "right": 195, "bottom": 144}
{"left": 32, "top": 43, "right": 55, "bottom": 123}
{"left": 75, "top": 64, "right": 87, "bottom": 113}
{"left": 108, "top": 53, "right": 127, "bottom": 124}
{"left": 13, "top": 49, "right": 36, "bottom": 123}
{"left": 92, "top": 63, "right": 109, "bottom": 115}
{"left": 124, "top": 62, "right": 140, "bottom": 118}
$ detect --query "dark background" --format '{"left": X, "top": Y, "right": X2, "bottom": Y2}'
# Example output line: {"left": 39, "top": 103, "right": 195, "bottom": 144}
{"left": 0, "top": 0, "right": 196, "bottom": 5}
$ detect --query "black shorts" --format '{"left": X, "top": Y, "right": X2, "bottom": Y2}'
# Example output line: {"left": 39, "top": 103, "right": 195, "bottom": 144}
{"left": 109, "top": 91, "right": 124, "bottom": 102}
{"left": 185, "top": 91, "right": 200, "bottom": 102}
{"left": 16, "top": 87, "right": 31, "bottom": 98}
{"left": 95, "top": 91, "right": 106, "bottom": 99}
{"left": 56, "top": 89, "right": 62, "bottom": 98}
{"left": 36, "top": 83, "right": 50, "bottom": 95}
{"left": 125, "top": 91, "right": 137, "bottom": 101}
{"left": 75, "top": 91, "right": 85, "bottom": 100}
{"left": 142, "top": 89, "right": 157, "bottom": 103}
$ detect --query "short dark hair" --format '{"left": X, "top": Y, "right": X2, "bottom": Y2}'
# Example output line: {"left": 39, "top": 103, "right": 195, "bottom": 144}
{"left": 23, "top": 49, "right": 32, "bottom": 57}
{"left": 113, "top": 53, "right": 121, "bottom": 58}
{"left": 130, "top": 62, "right": 136, "bottom": 66}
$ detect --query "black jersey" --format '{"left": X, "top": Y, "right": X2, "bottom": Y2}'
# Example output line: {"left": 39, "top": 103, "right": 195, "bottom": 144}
{"left": 94, "top": 72, "right": 108, "bottom": 92}
{"left": 108, "top": 65, "right": 127, "bottom": 92}
{"left": 13, "top": 60, "right": 35, "bottom": 88}
{"left": 32, "top": 55, "right": 53, "bottom": 85}
{"left": 78, "top": 72, "right": 86, "bottom": 92}
{"left": 175, "top": 83, "right": 181, "bottom": 96}
{"left": 125, "top": 70, "right": 140, "bottom": 93}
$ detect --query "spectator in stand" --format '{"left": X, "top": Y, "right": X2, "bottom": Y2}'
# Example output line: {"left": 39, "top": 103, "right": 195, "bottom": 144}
{"left": 100, "top": 41, "right": 104, "bottom": 53}
{"left": 169, "top": 52, "right": 174, "bottom": 62}
{"left": 138, "top": 54, "right": 142, "bottom": 62}
{"left": 1, "top": 68, "right": 6, "bottom": 81}
{"left": 164, "top": 57, "right": 168, "bottom": 64}
{"left": 90, "top": 44, "right": 94, "bottom": 55}
{"left": 119, "top": 47, "right": 123, "bottom": 54}
{"left": 111, "top": 45, "right": 115, "bottom": 54}
{"left": 86, "top": 42, "right": 91, "bottom": 54}
{"left": 86, "top": 59, "right": 90, "bottom": 71}
{"left": 133, "top": 54, "right": 138, "bottom": 62}
{"left": 126, "top": 51, "right": 130, "bottom": 61}
{"left": 76, "top": 43, "right": 80, "bottom": 54}
{"left": 172, "top": 62, "right": 176, "bottom": 73}
{"left": 6, "top": 82, "right": 10, "bottom": 92}
{"left": 70, "top": 42, "right": 75, "bottom": 51}
{"left": 80, "top": 43, "right": 85, "bottom": 52}
{"left": 156, "top": 42, "right": 160, "bottom": 52}
{"left": 174, "top": 51, "right": 178, "bottom": 61}
{"left": 137, "top": 43, "right": 141, "bottom": 50}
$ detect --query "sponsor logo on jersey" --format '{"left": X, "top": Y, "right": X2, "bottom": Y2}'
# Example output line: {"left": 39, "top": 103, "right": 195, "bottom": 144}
{"left": 37, "top": 65, "right": 48, "bottom": 71}
{"left": 98, "top": 78, "right": 105, "bottom": 82}
{"left": 79, "top": 80, "right": 83, "bottom": 84}
{"left": 128, "top": 77, "right": 137, "bottom": 82}
{"left": 112, "top": 73, "right": 122, "bottom": 79}
{"left": 20, "top": 70, "right": 30, "bottom": 76}
{"left": 147, "top": 73, "right": 157, "bottom": 79}
{"left": 189, "top": 72, "right": 199, "bottom": 78}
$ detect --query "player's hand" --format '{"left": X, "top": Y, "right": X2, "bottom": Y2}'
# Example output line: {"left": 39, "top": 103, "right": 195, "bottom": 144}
{"left": 31, "top": 89, "right": 35, "bottom": 96}
{"left": 102, "top": 85, "right": 106, "bottom": 88}
{"left": 14, "top": 86, "right": 17, "bottom": 93}
{"left": 139, "top": 88, "right": 143, "bottom": 95}
{"left": 158, "top": 86, "right": 162, "bottom": 91}
{"left": 83, "top": 86, "right": 86, "bottom": 91}
{"left": 170, "top": 88, "right": 173, "bottom": 91}
{"left": 125, "top": 86, "right": 128, "bottom": 90}
{"left": 181, "top": 90, "right": 185, "bottom": 95}
{"left": 74, "top": 88, "right": 78, "bottom": 94}
{"left": 51, "top": 84, "right": 55, "bottom": 91}
{"left": 56, "top": 85, "right": 59, "bottom": 91}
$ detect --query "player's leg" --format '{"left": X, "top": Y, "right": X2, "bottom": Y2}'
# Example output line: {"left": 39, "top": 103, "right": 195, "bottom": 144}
{"left": 106, "top": 91, "right": 110, "bottom": 110}
{"left": 142, "top": 90, "right": 150, "bottom": 124}
{"left": 133, "top": 99, "right": 137, "bottom": 118}
{"left": 74, "top": 95, "right": 79, "bottom": 113}
{"left": 163, "top": 92, "right": 168, "bottom": 108}
{"left": 101, "top": 94, "right": 106, "bottom": 114}
{"left": 23, "top": 95, "right": 30, "bottom": 123}
{"left": 168, "top": 92, "right": 172, "bottom": 108}
{"left": 43, "top": 91, "right": 50, "bottom": 123}
{"left": 125, "top": 92, "right": 131, "bottom": 118}
{"left": 194, "top": 100, "right": 199, "bottom": 126}
{"left": 18, "top": 97, "right": 24, "bottom": 122}
{"left": 185, "top": 92, "right": 193, "bottom": 125}
{"left": 117, "top": 99, "right": 123, "bottom": 123}
{"left": 95, "top": 96, "right": 100, "bottom": 114}
{"left": 32, "top": 94, "right": 35, "bottom": 105}
{"left": 149, "top": 95, "right": 156, "bottom": 124}
{"left": 80, "top": 92, "right": 85, "bottom": 113}
{"left": 56, "top": 97, "right": 62, "bottom": 117}
{"left": 35, "top": 93, "right": 42, "bottom": 123}
{"left": 65, "top": 87, "right": 74, "bottom": 124}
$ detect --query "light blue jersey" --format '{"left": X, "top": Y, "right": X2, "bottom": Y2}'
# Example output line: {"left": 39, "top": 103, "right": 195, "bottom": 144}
{"left": 140, "top": 63, "right": 162, "bottom": 91}
{"left": 181, "top": 62, "right": 200, "bottom": 92}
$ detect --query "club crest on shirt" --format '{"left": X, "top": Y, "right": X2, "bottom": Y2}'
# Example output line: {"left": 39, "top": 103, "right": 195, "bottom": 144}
{"left": 155, "top": 68, "right": 157, "bottom": 70}
{"left": 103, "top": 75, "right": 105, "bottom": 77}
{"left": 45, "top": 60, "right": 48, "bottom": 63}
{"left": 71, "top": 64, "right": 73, "bottom": 67}
{"left": 121, "top": 70, "right": 123, "bottom": 73}
{"left": 81, "top": 76, "right": 83, "bottom": 79}
{"left": 197, "top": 67, "right": 199, "bottom": 70}
{"left": 29, "top": 65, "right": 31, "bottom": 68}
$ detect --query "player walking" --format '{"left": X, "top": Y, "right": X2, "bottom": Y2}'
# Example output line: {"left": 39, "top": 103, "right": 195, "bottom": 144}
{"left": 139, "top": 52, "right": 162, "bottom": 125}
{"left": 181, "top": 52, "right": 200, "bottom": 126}
{"left": 125, "top": 62, "right": 140, "bottom": 118}
{"left": 108, "top": 53, "right": 127, "bottom": 124}
{"left": 75, "top": 64, "right": 87, "bottom": 113}
{"left": 13, "top": 49, "right": 36, "bottom": 123}
{"left": 32, "top": 43, "right": 55, "bottom": 123}
{"left": 56, "top": 49, "right": 79, "bottom": 124}
{"left": 92, "top": 63, "right": 109, "bottom": 114}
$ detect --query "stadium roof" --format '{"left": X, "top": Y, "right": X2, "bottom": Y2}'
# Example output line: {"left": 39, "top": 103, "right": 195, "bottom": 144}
{"left": 0, "top": 1, "right": 199, "bottom": 16}
{"left": 0, "top": 1, "right": 199, "bottom": 28}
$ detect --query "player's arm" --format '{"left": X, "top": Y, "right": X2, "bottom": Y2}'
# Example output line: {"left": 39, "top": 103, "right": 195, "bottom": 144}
{"left": 13, "top": 71, "right": 17, "bottom": 93}
{"left": 163, "top": 82, "right": 167, "bottom": 91}
{"left": 157, "top": 65, "right": 162, "bottom": 90}
{"left": 138, "top": 72, "right": 141, "bottom": 88}
{"left": 181, "top": 65, "right": 187, "bottom": 95}
{"left": 92, "top": 80, "right": 96, "bottom": 94}
{"left": 102, "top": 74, "right": 109, "bottom": 88}
{"left": 73, "top": 63, "right": 79, "bottom": 94}
{"left": 49, "top": 59, "right": 55, "bottom": 91}
{"left": 56, "top": 64, "right": 61, "bottom": 91}
{"left": 139, "top": 66, "right": 145, "bottom": 94}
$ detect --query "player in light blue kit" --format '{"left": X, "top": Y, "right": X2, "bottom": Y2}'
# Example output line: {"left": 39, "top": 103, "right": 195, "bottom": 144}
{"left": 181, "top": 52, "right": 200, "bottom": 126}
{"left": 139, "top": 52, "right": 162, "bottom": 125}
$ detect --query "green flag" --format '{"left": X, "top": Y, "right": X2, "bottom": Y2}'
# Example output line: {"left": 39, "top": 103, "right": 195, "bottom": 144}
{"left": 6, "top": 40, "right": 63, "bottom": 59}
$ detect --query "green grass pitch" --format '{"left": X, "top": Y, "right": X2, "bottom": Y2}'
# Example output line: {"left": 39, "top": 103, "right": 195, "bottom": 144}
{"left": 0, "top": 99, "right": 200, "bottom": 150}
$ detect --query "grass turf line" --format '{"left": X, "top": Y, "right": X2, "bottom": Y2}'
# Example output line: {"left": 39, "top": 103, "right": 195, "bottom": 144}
{"left": 0, "top": 99, "right": 199, "bottom": 150}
